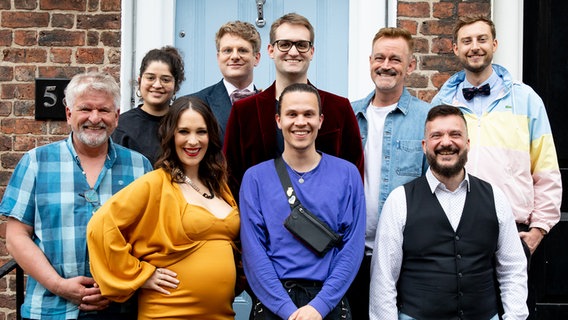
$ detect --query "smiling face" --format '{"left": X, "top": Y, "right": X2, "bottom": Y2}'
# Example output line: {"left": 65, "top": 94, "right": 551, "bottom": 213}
{"left": 174, "top": 108, "right": 209, "bottom": 174}
{"left": 369, "top": 36, "right": 415, "bottom": 94}
{"left": 453, "top": 20, "right": 498, "bottom": 76}
{"left": 138, "top": 61, "right": 176, "bottom": 111}
{"left": 66, "top": 90, "right": 119, "bottom": 149}
{"left": 268, "top": 23, "right": 314, "bottom": 78}
{"left": 276, "top": 90, "right": 322, "bottom": 154}
{"left": 422, "top": 114, "right": 470, "bottom": 179}
{"left": 217, "top": 33, "right": 260, "bottom": 88}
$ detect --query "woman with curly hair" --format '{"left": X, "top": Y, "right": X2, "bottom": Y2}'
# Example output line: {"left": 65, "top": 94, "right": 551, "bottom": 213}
{"left": 87, "top": 96, "right": 239, "bottom": 319}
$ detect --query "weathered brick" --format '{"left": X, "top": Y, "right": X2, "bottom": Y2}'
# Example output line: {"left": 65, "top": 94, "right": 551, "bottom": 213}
{"left": 1, "top": 83, "right": 35, "bottom": 100}
{"left": 13, "top": 136, "right": 36, "bottom": 151}
{"left": 0, "top": 135, "right": 11, "bottom": 152}
{"left": 406, "top": 72, "right": 429, "bottom": 88}
{"left": 1, "top": 119, "right": 46, "bottom": 135}
{"left": 417, "top": 89, "right": 438, "bottom": 103}
{"left": 49, "top": 121, "right": 71, "bottom": 135}
{"left": 38, "top": 66, "right": 85, "bottom": 78}
{"left": 420, "top": 19, "right": 455, "bottom": 36}
{"left": 458, "top": 2, "right": 491, "bottom": 17}
{"left": 420, "top": 54, "right": 460, "bottom": 72}
{"left": 0, "top": 153, "right": 26, "bottom": 169}
{"left": 0, "top": 171, "right": 13, "bottom": 187}
{"left": 414, "top": 38, "right": 429, "bottom": 54}
{"left": 88, "top": 0, "right": 99, "bottom": 11}
{"left": 0, "top": 101, "right": 11, "bottom": 117}
{"left": 77, "top": 13, "right": 120, "bottom": 30}
{"left": 14, "top": 30, "right": 37, "bottom": 46}
{"left": 14, "top": 65, "right": 36, "bottom": 82}
{"left": 39, "top": 0, "right": 86, "bottom": 11}
{"left": 432, "top": 37, "right": 453, "bottom": 54}
{"left": 101, "top": 31, "right": 120, "bottom": 47}
{"left": 76, "top": 48, "right": 104, "bottom": 64}
{"left": 13, "top": 100, "right": 34, "bottom": 117}
{"left": 3, "top": 48, "right": 47, "bottom": 63}
{"left": 398, "top": 2, "right": 430, "bottom": 18}
{"left": 0, "top": 30, "right": 12, "bottom": 46}
{"left": 1, "top": 11, "right": 49, "bottom": 28}
{"left": 0, "top": 67, "right": 13, "bottom": 81}
{"left": 101, "top": 65, "right": 120, "bottom": 81}
{"left": 15, "top": 0, "right": 37, "bottom": 10}
{"left": 431, "top": 72, "right": 452, "bottom": 89}
{"left": 108, "top": 48, "right": 120, "bottom": 64}
{"left": 398, "top": 20, "right": 418, "bottom": 35}
{"left": 87, "top": 31, "right": 99, "bottom": 46}
{"left": 38, "top": 30, "right": 84, "bottom": 46}
{"left": 51, "top": 13, "right": 75, "bottom": 28}
{"left": 49, "top": 48, "right": 72, "bottom": 64}
{"left": 0, "top": 0, "right": 10, "bottom": 10}
{"left": 101, "top": 0, "right": 120, "bottom": 11}
{"left": 433, "top": 2, "right": 455, "bottom": 19}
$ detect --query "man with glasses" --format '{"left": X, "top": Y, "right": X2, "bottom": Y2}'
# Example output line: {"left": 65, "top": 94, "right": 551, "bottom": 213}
{"left": 189, "top": 20, "right": 261, "bottom": 139}
{"left": 0, "top": 72, "right": 153, "bottom": 320}
{"left": 223, "top": 12, "right": 364, "bottom": 197}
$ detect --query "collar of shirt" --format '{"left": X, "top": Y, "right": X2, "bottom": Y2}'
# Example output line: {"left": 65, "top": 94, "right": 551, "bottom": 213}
{"left": 223, "top": 79, "right": 255, "bottom": 96}
{"left": 425, "top": 167, "right": 470, "bottom": 194}
{"left": 455, "top": 66, "right": 505, "bottom": 115}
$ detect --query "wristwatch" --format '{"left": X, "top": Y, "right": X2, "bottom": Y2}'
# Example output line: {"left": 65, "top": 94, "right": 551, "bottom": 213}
{"left": 534, "top": 227, "right": 547, "bottom": 236}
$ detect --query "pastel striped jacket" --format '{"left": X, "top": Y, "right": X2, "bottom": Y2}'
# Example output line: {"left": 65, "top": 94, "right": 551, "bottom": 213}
{"left": 431, "top": 64, "right": 562, "bottom": 232}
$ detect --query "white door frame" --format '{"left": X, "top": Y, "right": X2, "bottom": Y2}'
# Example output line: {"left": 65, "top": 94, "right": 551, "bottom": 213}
{"left": 120, "top": 0, "right": 522, "bottom": 111}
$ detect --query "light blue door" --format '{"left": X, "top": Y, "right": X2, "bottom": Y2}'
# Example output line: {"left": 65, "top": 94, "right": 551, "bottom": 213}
{"left": 174, "top": 1, "right": 349, "bottom": 319}
{"left": 175, "top": 0, "right": 349, "bottom": 96}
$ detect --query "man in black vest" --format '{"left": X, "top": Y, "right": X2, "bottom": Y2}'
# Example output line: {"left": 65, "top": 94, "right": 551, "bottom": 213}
{"left": 369, "top": 105, "right": 528, "bottom": 320}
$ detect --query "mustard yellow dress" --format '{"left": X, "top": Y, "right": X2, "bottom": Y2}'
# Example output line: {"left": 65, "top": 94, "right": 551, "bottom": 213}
{"left": 87, "top": 169, "right": 240, "bottom": 319}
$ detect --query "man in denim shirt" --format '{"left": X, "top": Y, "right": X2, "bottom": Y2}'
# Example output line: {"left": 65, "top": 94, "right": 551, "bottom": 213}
{"left": 348, "top": 27, "right": 430, "bottom": 320}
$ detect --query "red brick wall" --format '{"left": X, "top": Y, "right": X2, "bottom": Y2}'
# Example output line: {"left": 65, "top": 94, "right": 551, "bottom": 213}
{"left": 0, "top": 0, "right": 491, "bottom": 318}
{"left": 0, "top": 0, "right": 121, "bottom": 317}
{"left": 401, "top": 0, "right": 491, "bottom": 102}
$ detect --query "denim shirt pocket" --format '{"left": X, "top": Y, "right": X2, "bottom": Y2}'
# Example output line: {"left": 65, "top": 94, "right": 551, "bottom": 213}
{"left": 395, "top": 140, "right": 423, "bottom": 177}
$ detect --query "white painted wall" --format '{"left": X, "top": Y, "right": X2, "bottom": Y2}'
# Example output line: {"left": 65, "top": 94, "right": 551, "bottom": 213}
{"left": 492, "top": 0, "right": 523, "bottom": 81}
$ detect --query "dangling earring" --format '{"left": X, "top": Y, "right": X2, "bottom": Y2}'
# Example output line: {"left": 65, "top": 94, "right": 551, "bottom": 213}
{"left": 136, "top": 89, "right": 142, "bottom": 97}
{"left": 170, "top": 95, "right": 176, "bottom": 104}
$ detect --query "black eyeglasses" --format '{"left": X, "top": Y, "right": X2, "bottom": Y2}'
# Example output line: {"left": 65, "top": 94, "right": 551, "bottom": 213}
{"left": 79, "top": 189, "right": 101, "bottom": 213}
{"left": 273, "top": 40, "right": 312, "bottom": 53}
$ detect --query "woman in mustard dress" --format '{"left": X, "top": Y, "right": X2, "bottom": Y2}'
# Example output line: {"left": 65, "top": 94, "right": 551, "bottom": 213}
{"left": 87, "top": 96, "right": 240, "bottom": 319}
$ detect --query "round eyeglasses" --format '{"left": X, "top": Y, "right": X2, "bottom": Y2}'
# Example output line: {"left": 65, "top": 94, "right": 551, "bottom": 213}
{"left": 273, "top": 40, "right": 312, "bottom": 53}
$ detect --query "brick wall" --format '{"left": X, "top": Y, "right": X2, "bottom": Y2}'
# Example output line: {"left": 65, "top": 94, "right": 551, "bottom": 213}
{"left": 0, "top": 0, "right": 121, "bottom": 318}
{"left": 0, "top": 0, "right": 490, "bottom": 318}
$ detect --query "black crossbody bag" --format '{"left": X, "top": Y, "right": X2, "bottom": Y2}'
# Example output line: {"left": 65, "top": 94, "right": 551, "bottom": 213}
{"left": 275, "top": 157, "right": 343, "bottom": 256}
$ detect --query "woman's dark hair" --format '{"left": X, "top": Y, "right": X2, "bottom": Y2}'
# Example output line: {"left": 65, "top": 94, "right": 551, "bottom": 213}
{"left": 155, "top": 96, "right": 227, "bottom": 195}
{"left": 139, "top": 46, "right": 186, "bottom": 93}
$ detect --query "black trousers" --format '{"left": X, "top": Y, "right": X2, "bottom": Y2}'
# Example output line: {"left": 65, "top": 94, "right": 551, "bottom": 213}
{"left": 346, "top": 254, "right": 371, "bottom": 320}
{"left": 250, "top": 279, "right": 351, "bottom": 320}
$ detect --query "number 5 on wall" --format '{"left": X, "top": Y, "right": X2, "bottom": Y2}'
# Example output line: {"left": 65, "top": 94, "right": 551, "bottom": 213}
{"left": 35, "top": 78, "right": 70, "bottom": 120}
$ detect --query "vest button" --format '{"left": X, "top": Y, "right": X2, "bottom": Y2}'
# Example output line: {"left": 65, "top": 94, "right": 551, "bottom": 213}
{"left": 455, "top": 235, "right": 460, "bottom": 240}
{"left": 456, "top": 254, "right": 462, "bottom": 259}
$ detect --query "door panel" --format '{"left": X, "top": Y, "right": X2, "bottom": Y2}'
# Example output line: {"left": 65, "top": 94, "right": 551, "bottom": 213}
{"left": 175, "top": 0, "right": 349, "bottom": 96}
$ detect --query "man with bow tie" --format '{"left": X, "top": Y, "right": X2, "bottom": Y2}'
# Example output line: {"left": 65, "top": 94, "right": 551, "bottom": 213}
{"left": 431, "top": 15, "right": 562, "bottom": 319}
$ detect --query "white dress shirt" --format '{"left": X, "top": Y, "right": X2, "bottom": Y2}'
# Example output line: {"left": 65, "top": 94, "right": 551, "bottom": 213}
{"left": 369, "top": 168, "right": 528, "bottom": 320}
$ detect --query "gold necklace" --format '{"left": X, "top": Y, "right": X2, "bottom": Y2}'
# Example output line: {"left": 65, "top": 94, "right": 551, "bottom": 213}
{"left": 184, "top": 176, "right": 214, "bottom": 199}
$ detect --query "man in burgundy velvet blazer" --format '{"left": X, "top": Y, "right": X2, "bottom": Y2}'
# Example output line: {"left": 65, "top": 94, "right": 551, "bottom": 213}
{"left": 223, "top": 13, "right": 363, "bottom": 197}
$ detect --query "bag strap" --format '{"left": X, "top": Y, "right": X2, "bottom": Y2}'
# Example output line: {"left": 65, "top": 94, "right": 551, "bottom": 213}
{"left": 274, "top": 156, "right": 300, "bottom": 209}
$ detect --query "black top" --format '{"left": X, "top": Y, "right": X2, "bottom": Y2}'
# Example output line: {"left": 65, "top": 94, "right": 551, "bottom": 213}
{"left": 112, "top": 106, "right": 163, "bottom": 165}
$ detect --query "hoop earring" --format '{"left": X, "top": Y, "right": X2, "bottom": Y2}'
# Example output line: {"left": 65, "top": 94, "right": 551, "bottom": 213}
{"left": 136, "top": 89, "right": 141, "bottom": 97}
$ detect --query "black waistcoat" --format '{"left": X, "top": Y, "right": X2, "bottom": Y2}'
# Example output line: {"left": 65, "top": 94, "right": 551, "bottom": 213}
{"left": 398, "top": 175, "right": 499, "bottom": 320}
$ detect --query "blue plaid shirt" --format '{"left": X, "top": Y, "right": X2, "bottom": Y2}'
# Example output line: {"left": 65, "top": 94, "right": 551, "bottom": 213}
{"left": 0, "top": 134, "right": 152, "bottom": 319}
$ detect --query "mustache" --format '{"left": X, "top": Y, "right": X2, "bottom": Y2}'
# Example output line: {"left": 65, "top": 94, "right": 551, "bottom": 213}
{"left": 375, "top": 68, "right": 397, "bottom": 76}
{"left": 81, "top": 121, "right": 107, "bottom": 129}
{"left": 435, "top": 146, "right": 458, "bottom": 154}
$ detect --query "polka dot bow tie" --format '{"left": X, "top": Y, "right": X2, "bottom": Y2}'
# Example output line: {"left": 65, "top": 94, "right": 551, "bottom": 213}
{"left": 462, "top": 83, "right": 490, "bottom": 101}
